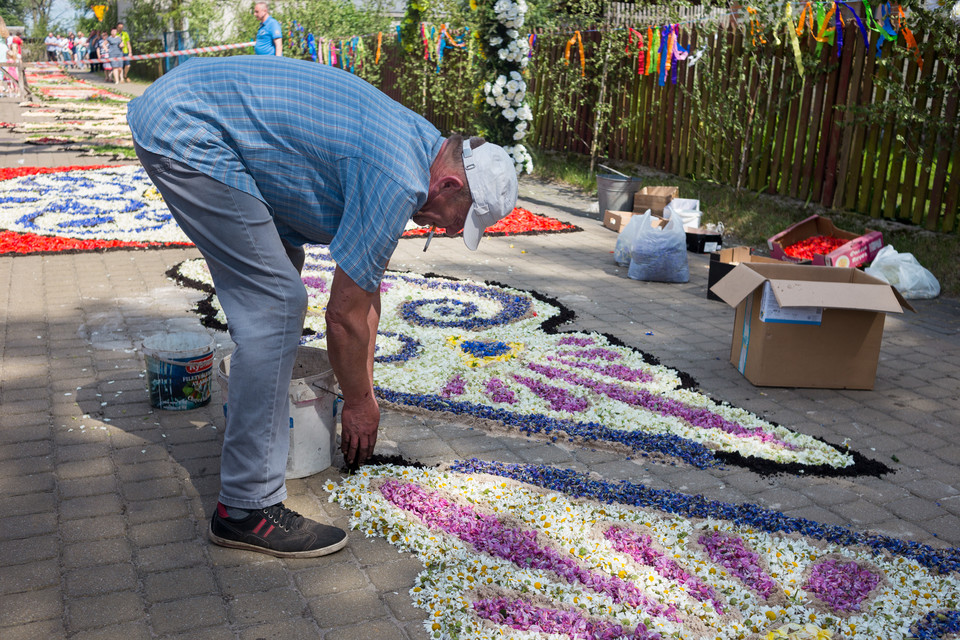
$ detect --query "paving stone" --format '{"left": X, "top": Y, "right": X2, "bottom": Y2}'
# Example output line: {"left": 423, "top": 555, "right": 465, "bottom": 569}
{"left": 64, "top": 563, "right": 138, "bottom": 597}
{"left": 214, "top": 561, "right": 290, "bottom": 596}
{"left": 228, "top": 587, "right": 308, "bottom": 626}
{"left": 137, "top": 541, "right": 208, "bottom": 572}
{"left": 60, "top": 514, "right": 126, "bottom": 543}
{"left": 237, "top": 618, "right": 321, "bottom": 640}
{"left": 66, "top": 591, "right": 145, "bottom": 632}
{"left": 0, "top": 558, "right": 59, "bottom": 595}
{"left": 60, "top": 493, "right": 124, "bottom": 521}
{"left": 147, "top": 596, "right": 228, "bottom": 636}
{"left": 324, "top": 619, "right": 408, "bottom": 640}
{"left": 62, "top": 537, "right": 133, "bottom": 569}
{"left": 71, "top": 621, "right": 153, "bottom": 640}
{"left": 294, "top": 560, "right": 368, "bottom": 598}
{"left": 143, "top": 566, "right": 219, "bottom": 603}
{"left": 365, "top": 556, "right": 426, "bottom": 593}
{"left": 308, "top": 589, "right": 388, "bottom": 627}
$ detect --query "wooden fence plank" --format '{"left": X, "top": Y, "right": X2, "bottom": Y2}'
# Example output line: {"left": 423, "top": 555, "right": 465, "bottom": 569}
{"left": 798, "top": 42, "right": 830, "bottom": 200}
{"left": 912, "top": 57, "right": 950, "bottom": 225}
{"left": 899, "top": 35, "right": 935, "bottom": 224}
{"left": 928, "top": 90, "right": 959, "bottom": 230}
{"left": 776, "top": 54, "right": 803, "bottom": 196}
{"left": 810, "top": 38, "right": 842, "bottom": 204}
{"left": 942, "top": 131, "right": 960, "bottom": 232}
{"left": 823, "top": 24, "right": 858, "bottom": 208}
{"left": 883, "top": 50, "right": 920, "bottom": 219}
{"left": 841, "top": 28, "right": 877, "bottom": 211}
{"left": 789, "top": 36, "right": 818, "bottom": 198}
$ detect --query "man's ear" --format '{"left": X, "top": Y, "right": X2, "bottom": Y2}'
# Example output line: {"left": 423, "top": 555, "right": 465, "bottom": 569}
{"left": 438, "top": 174, "right": 465, "bottom": 194}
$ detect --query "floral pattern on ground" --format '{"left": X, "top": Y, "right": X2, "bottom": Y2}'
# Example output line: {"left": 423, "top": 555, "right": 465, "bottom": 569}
{"left": 170, "top": 247, "right": 890, "bottom": 476}
{"left": 327, "top": 464, "right": 960, "bottom": 640}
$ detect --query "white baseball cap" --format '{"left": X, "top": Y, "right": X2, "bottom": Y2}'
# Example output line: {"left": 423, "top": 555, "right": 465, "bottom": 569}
{"left": 461, "top": 139, "right": 519, "bottom": 251}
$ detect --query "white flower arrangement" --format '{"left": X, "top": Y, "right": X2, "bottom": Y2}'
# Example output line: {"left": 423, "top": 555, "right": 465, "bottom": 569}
{"left": 480, "top": 0, "right": 534, "bottom": 173}
{"left": 173, "top": 247, "right": 860, "bottom": 471}
{"left": 328, "top": 465, "right": 960, "bottom": 640}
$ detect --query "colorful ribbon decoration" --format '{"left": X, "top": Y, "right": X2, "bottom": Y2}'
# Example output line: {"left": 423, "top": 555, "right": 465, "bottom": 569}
{"left": 375, "top": 32, "right": 382, "bottom": 64}
{"left": 746, "top": 7, "right": 768, "bottom": 46}
{"left": 786, "top": 3, "right": 805, "bottom": 76}
{"left": 627, "top": 27, "right": 646, "bottom": 74}
{"left": 564, "top": 30, "right": 585, "bottom": 77}
{"left": 877, "top": 3, "right": 922, "bottom": 67}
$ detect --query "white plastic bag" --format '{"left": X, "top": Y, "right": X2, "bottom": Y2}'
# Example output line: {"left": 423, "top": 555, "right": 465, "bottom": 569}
{"left": 614, "top": 212, "right": 646, "bottom": 266}
{"left": 627, "top": 211, "right": 690, "bottom": 283}
{"left": 864, "top": 245, "right": 940, "bottom": 299}
{"left": 663, "top": 198, "right": 702, "bottom": 230}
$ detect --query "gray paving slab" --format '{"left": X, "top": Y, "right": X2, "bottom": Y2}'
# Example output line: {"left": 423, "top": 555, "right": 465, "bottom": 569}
{"left": 0, "top": 74, "right": 958, "bottom": 640}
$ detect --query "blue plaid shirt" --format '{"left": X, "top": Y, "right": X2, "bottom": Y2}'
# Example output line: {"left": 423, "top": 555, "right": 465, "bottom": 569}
{"left": 127, "top": 56, "right": 443, "bottom": 292}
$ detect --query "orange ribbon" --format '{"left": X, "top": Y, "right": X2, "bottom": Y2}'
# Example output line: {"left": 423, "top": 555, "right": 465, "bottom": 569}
{"left": 564, "top": 30, "right": 585, "bottom": 77}
{"left": 746, "top": 7, "right": 767, "bottom": 46}
{"left": 375, "top": 32, "right": 382, "bottom": 64}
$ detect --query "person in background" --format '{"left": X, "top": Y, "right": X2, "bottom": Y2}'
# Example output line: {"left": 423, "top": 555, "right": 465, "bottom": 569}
{"left": 0, "top": 19, "right": 17, "bottom": 96}
{"left": 98, "top": 32, "right": 113, "bottom": 82}
{"left": 59, "top": 34, "right": 72, "bottom": 63}
{"left": 117, "top": 22, "right": 131, "bottom": 82}
{"left": 89, "top": 30, "right": 102, "bottom": 73}
{"left": 75, "top": 31, "right": 88, "bottom": 64}
{"left": 253, "top": 2, "right": 282, "bottom": 56}
{"left": 44, "top": 32, "right": 58, "bottom": 62}
{"left": 127, "top": 56, "right": 518, "bottom": 559}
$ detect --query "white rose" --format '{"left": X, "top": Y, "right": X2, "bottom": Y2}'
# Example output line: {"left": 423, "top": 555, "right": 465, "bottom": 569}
{"left": 486, "top": 97, "right": 496, "bottom": 106}
{"left": 488, "top": 37, "right": 502, "bottom": 46}
{"left": 506, "top": 29, "right": 519, "bottom": 38}
{"left": 484, "top": 82, "right": 492, "bottom": 94}
{"left": 509, "top": 71, "right": 522, "bottom": 81}
{"left": 495, "top": 75, "right": 507, "bottom": 86}
{"left": 491, "top": 84, "right": 503, "bottom": 97}
{"left": 502, "top": 107, "right": 517, "bottom": 121}
{"left": 513, "top": 130, "right": 526, "bottom": 140}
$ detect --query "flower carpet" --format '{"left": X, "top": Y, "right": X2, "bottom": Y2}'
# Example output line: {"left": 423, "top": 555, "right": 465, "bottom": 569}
{"left": 327, "top": 462, "right": 960, "bottom": 640}
{"left": 0, "top": 166, "right": 577, "bottom": 255}
{"left": 0, "top": 165, "right": 192, "bottom": 254}
{"left": 171, "top": 247, "right": 889, "bottom": 477}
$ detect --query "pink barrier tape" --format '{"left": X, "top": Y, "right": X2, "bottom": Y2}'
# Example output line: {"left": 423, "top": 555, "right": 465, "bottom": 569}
{"left": 30, "top": 41, "right": 255, "bottom": 67}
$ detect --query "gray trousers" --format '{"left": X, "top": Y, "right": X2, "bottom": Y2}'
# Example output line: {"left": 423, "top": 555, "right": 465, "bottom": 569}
{"left": 136, "top": 144, "right": 307, "bottom": 510}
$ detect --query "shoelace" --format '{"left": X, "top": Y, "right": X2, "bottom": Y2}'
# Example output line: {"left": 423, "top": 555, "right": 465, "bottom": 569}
{"left": 261, "top": 503, "right": 304, "bottom": 532}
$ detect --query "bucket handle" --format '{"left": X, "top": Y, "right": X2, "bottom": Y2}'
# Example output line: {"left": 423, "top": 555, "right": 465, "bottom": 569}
{"left": 598, "top": 164, "right": 630, "bottom": 178}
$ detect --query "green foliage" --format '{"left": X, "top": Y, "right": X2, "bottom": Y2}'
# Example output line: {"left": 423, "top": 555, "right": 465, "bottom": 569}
{"left": 0, "top": 0, "right": 26, "bottom": 26}
{"left": 391, "top": 0, "right": 476, "bottom": 133}
{"left": 273, "top": 0, "right": 392, "bottom": 44}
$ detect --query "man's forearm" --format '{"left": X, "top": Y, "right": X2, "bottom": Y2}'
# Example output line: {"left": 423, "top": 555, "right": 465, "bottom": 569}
{"left": 274, "top": 39, "right": 282, "bottom": 56}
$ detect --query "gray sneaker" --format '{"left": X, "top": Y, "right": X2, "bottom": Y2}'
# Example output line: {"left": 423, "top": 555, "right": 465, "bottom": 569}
{"left": 209, "top": 502, "right": 348, "bottom": 558}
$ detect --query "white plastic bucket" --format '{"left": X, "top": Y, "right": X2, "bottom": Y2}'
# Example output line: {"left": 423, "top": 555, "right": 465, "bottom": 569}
{"left": 141, "top": 332, "right": 215, "bottom": 410}
{"left": 217, "top": 346, "right": 338, "bottom": 479}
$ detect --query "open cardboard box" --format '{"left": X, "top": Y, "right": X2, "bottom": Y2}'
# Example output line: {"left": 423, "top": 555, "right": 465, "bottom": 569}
{"left": 632, "top": 186, "right": 678, "bottom": 217}
{"left": 707, "top": 247, "right": 781, "bottom": 301}
{"left": 604, "top": 210, "right": 634, "bottom": 232}
{"left": 767, "top": 214, "right": 884, "bottom": 268}
{"left": 710, "top": 262, "right": 914, "bottom": 389}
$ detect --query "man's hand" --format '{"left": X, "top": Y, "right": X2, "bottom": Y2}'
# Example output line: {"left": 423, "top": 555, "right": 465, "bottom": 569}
{"left": 340, "top": 395, "right": 380, "bottom": 465}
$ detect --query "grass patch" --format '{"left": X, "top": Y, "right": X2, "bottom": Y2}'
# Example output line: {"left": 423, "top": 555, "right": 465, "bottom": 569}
{"left": 529, "top": 150, "right": 959, "bottom": 298}
{"left": 87, "top": 145, "right": 138, "bottom": 159}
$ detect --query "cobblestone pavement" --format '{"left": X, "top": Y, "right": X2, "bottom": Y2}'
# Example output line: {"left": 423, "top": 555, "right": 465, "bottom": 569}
{"left": 1, "top": 79, "right": 958, "bottom": 639}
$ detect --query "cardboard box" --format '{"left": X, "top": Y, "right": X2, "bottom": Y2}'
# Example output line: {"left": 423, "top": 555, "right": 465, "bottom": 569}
{"left": 707, "top": 247, "right": 781, "bottom": 301}
{"left": 767, "top": 214, "right": 884, "bottom": 268}
{"left": 710, "top": 262, "right": 913, "bottom": 389}
{"left": 632, "top": 186, "right": 679, "bottom": 216}
{"left": 603, "top": 210, "right": 634, "bottom": 232}
{"left": 605, "top": 210, "right": 668, "bottom": 232}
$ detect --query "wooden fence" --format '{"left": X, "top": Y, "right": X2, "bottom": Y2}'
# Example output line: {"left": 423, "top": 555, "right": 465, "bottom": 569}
{"left": 530, "top": 24, "right": 959, "bottom": 233}
{"left": 372, "top": 21, "right": 958, "bottom": 233}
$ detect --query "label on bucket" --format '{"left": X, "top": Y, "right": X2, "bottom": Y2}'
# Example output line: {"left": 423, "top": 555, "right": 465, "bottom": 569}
{"left": 146, "top": 352, "right": 214, "bottom": 410}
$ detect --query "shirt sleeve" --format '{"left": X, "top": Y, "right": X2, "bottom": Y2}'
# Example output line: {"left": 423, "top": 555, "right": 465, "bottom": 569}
{"left": 329, "top": 157, "right": 420, "bottom": 292}
{"left": 268, "top": 19, "right": 282, "bottom": 40}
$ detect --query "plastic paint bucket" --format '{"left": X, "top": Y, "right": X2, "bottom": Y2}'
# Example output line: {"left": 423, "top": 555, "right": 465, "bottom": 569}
{"left": 217, "top": 346, "right": 339, "bottom": 479}
{"left": 141, "top": 332, "right": 215, "bottom": 410}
